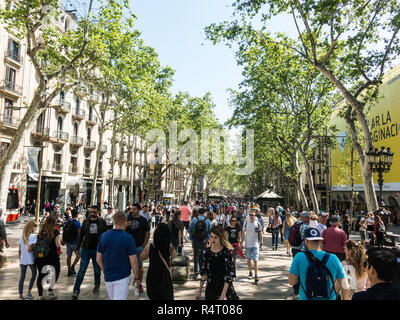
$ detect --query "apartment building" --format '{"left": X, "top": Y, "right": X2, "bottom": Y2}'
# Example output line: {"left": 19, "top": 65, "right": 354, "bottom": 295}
{"left": 0, "top": 4, "right": 170, "bottom": 211}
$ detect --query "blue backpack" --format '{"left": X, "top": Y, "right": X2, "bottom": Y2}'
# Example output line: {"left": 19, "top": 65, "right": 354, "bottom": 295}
{"left": 301, "top": 250, "right": 336, "bottom": 300}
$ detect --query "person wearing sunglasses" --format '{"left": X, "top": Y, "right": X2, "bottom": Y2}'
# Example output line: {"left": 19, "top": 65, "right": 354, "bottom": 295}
{"left": 241, "top": 209, "right": 263, "bottom": 283}
{"left": 225, "top": 217, "right": 245, "bottom": 265}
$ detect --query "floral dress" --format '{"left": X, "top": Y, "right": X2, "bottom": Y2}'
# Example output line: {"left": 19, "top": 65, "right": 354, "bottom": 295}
{"left": 200, "top": 246, "right": 238, "bottom": 300}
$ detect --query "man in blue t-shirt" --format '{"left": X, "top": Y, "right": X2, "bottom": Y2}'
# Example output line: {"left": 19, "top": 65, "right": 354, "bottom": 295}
{"left": 65, "top": 209, "right": 81, "bottom": 276}
{"left": 288, "top": 227, "right": 350, "bottom": 300}
{"left": 96, "top": 211, "right": 139, "bottom": 300}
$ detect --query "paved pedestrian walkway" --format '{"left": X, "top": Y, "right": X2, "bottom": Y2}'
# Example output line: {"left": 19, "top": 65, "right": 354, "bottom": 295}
{"left": 1, "top": 216, "right": 399, "bottom": 300}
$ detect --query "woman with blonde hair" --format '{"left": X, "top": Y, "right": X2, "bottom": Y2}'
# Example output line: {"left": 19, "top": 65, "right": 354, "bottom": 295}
{"left": 282, "top": 211, "right": 297, "bottom": 256}
{"left": 309, "top": 211, "right": 319, "bottom": 228}
{"left": 196, "top": 226, "right": 238, "bottom": 300}
{"left": 18, "top": 220, "right": 38, "bottom": 300}
{"left": 337, "top": 240, "right": 369, "bottom": 298}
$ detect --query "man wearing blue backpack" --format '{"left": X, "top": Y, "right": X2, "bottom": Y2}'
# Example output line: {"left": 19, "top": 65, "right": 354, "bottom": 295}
{"left": 288, "top": 227, "right": 350, "bottom": 300}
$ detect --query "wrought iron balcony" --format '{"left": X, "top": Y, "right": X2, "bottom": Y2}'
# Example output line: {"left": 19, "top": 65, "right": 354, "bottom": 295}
{"left": 70, "top": 136, "right": 83, "bottom": 146}
{"left": 52, "top": 131, "right": 69, "bottom": 141}
{"left": 85, "top": 140, "right": 96, "bottom": 149}
{"left": 0, "top": 80, "right": 22, "bottom": 97}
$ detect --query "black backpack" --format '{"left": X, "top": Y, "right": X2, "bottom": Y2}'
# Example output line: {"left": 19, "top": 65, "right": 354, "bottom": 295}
{"left": 192, "top": 218, "right": 207, "bottom": 241}
{"left": 301, "top": 250, "right": 335, "bottom": 300}
{"left": 62, "top": 219, "right": 76, "bottom": 243}
{"left": 33, "top": 236, "right": 50, "bottom": 259}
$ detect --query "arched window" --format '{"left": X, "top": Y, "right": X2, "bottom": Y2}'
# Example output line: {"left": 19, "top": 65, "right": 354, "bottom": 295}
{"left": 65, "top": 19, "right": 70, "bottom": 32}
{"left": 73, "top": 122, "right": 78, "bottom": 137}
{"left": 57, "top": 116, "right": 63, "bottom": 132}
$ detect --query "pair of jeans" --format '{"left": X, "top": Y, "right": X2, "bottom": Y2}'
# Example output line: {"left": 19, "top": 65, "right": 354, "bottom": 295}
{"left": 192, "top": 239, "right": 206, "bottom": 275}
{"left": 36, "top": 259, "right": 60, "bottom": 296}
{"left": 19, "top": 264, "right": 37, "bottom": 294}
{"left": 73, "top": 248, "right": 101, "bottom": 293}
{"left": 272, "top": 228, "right": 280, "bottom": 249}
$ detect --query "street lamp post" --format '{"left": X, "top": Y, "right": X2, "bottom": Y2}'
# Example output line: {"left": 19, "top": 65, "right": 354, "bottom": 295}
{"left": 366, "top": 146, "right": 394, "bottom": 203}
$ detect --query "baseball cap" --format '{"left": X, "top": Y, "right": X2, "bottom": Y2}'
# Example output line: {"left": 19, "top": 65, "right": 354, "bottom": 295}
{"left": 300, "top": 211, "right": 310, "bottom": 218}
{"left": 304, "top": 227, "right": 324, "bottom": 241}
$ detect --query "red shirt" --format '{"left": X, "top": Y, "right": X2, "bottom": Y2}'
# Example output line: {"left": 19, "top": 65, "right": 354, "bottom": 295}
{"left": 180, "top": 206, "right": 191, "bottom": 222}
{"left": 321, "top": 226, "right": 347, "bottom": 254}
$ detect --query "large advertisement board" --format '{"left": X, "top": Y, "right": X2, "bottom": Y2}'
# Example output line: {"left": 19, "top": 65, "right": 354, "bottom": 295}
{"left": 331, "top": 65, "right": 400, "bottom": 192}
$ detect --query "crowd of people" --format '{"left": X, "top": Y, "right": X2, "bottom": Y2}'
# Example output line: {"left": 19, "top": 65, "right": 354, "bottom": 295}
{"left": 1, "top": 198, "right": 400, "bottom": 301}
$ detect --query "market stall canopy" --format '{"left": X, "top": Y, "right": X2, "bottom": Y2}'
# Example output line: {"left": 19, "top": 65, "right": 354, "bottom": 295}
{"left": 208, "top": 193, "right": 227, "bottom": 198}
{"left": 163, "top": 193, "right": 175, "bottom": 199}
{"left": 254, "top": 190, "right": 284, "bottom": 200}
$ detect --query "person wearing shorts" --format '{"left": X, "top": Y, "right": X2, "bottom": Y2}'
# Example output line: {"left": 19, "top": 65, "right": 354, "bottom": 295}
{"left": 241, "top": 210, "right": 262, "bottom": 284}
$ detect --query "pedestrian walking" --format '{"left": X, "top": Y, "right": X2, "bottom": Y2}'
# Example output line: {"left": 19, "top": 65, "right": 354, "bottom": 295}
{"left": 270, "top": 210, "right": 282, "bottom": 251}
{"left": 62, "top": 209, "right": 81, "bottom": 276}
{"left": 282, "top": 211, "right": 296, "bottom": 256}
{"left": 322, "top": 216, "right": 348, "bottom": 262}
{"left": 18, "top": 220, "right": 38, "bottom": 300}
{"left": 241, "top": 209, "right": 263, "bottom": 283}
{"left": 352, "top": 247, "right": 400, "bottom": 300}
{"left": 140, "top": 222, "right": 175, "bottom": 300}
{"left": 225, "top": 216, "right": 244, "bottom": 264}
{"left": 168, "top": 209, "right": 184, "bottom": 254}
{"left": 0, "top": 210, "right": 10, "bottom": 268}
{"left": 103, "top": 206, "right": 114, "bottom": 230}
{"left": 72, "top": 205, "right": 108, "bottom": 299}
{"left": 189, "top": 208, "right": 211, "bottom": 280}
{"left": 288, "top": 227, "right": 350, "bottom": 300}
{"left": 358, "top": 213, "right": 369, "bottom": 247}
{"left": 96, "top": 211, "right": 139, "bottom": 300}
{"left": 374, "top": 215, "right": 386, "bottom": 247}
{"left": 34, "top": 215, "right": 61, "bottom": 300}
{"left": 179, "top": 201, "right": 192, "bottom": 241}
{"left": 338, "top": 240, "right": 369, "bottom": 299}
{"left": 342, "top": 214, "right": 351, "bottom": 240}
{"left": 215, "top": 207, "right": 227, "bottom": 229}
{"left": 196, "top": 226, "right": 238, "bottom": 300}
{"left": 125, "top": 203, "right": 150, "bottom": 294}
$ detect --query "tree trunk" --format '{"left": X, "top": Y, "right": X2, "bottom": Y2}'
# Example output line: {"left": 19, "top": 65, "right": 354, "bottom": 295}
{"left": 304, "top": 160, "right": 320, "bottom": 213}
{"left": 316, "top": 64, "right": 378, "bottom": 212}
{"left": 294, "top": 150, "right": 308, "bottom": 210}
{"left": 91, "top": 126, "right": 104, "bottom": 206}
{"left": 109, "top": 124, "right": 117, "bottom": 207}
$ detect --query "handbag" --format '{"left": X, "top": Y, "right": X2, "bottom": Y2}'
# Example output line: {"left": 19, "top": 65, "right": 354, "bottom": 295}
{"left": 226, "top": 283, "right": 239, "bottom": 300}
{"left": 266, "top": 217, "right": 273, "bottom": 233}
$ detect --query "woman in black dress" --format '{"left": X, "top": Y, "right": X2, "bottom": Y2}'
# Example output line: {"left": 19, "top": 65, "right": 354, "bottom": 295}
{"left": 196, "top": 225, "right": 238, "bottom": 300}
{"left": 140, "top": 222, "right": 176, "bottom": 300}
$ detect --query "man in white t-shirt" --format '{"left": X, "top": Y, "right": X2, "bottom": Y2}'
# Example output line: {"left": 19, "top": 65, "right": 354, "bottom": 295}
{"left": 241, "top": 209, "right": 263, "bottom": 284}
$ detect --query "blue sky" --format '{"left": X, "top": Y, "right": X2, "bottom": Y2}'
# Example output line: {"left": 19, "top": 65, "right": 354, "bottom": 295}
{"left": 130, "top": 1, "right": 295, "bottom": 125}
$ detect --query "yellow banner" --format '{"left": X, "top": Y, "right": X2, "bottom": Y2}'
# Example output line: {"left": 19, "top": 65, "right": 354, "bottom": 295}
{"left": 331, "top": 64, "right": 400, "bottom": 191}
